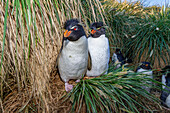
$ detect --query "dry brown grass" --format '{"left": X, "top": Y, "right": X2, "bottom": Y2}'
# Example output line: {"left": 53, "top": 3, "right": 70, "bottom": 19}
{"left": 0, "top": 1, "right": 61, "bottom": 112}
{"left": 0, "top": 0, "right": 106, "bottom": 112}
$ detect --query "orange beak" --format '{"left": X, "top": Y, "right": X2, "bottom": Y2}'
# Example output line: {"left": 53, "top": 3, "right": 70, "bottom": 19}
{"left": 64, "top": 30, "right": 72, "bottom": 37}
{"left": 91, "top": 29, "right": 96, "bottom": 34}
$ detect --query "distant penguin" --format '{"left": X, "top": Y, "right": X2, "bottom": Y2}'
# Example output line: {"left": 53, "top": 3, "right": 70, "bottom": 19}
{"left": 161, "top": 65, "right": 170, "bottom": 89}
{"left": 160, "top": 65, "right": 170, "bottom": 108}
{"left": 57, "top": 19, "right": 89, "bottom": 92}
{"left": 112, "top": 48, "right": 126, "bottom": 68}
{"left": 136, "top": 62, "right": 153, "bottom": 92}
{"left": 112, "top": 48, "right": 132, "bottom": 69}
{"left": 86, "top": 22, "right": 110, "bottom": 77}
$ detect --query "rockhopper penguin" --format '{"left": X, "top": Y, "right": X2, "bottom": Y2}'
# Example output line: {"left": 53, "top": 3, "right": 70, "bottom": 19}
{"left": 86, "top": 22, "right": 110, "bottom": 77}
{"left": 136, "top": 62, "right": 153, "bottom": 92}
{"left": 112, "top": 48, "right": 126, "bottom": 68}
{"left": 112, "top": 48, "right": 133, "bottom": 69}
{"left": 57, "top": 19, "right": 89, "bottom": 92}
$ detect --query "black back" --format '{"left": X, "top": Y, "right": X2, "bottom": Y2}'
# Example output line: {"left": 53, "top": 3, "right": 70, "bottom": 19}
{"left": 64, "top": 19, "right": 86, "bottom": 41}
{"left": 166, "top": 73, "right": 170, "bottom": 87}
{"left": 115, "top": 49, "right": 126, "bottom": 65}
{"left": 160, "top": 86, "right": 170, "bottom": 107}
{"left": 160, "top": 65, "right": 170, "bottom": 107}
{"left": 90, "top": 22, "right": 105, "bottom": 38}
{"left": 160, "top": 73, "right": 170, "bottom": 107}
{"left": 161, "top": 66, "right": 170, "bottom": 86}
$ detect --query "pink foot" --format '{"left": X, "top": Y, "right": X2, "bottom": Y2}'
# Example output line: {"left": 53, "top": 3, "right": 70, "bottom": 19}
{"left": 65, "top": 83, "right": 73, "bottom": 92}
{"left": 75, "top": 79, "right": 80, "bottom": 83}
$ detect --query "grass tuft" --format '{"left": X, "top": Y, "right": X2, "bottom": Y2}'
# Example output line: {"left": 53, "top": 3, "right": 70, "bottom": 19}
{"left": 63, "top": 67, "right": 161, "bottom": 112}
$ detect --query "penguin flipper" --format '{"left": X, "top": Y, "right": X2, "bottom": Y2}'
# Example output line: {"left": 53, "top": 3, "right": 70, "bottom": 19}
{"left": 88, "top": 51, "right": 92, "bottom": 70}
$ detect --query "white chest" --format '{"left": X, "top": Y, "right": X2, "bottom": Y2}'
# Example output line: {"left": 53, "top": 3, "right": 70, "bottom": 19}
{"left": 162, "top": 75, "right": 166, "bottom": 89}
{"left": 166, "top": 95, "right": 170, "bottom": 108}
{"left": 137, "top": 68, "right": 153, "bottom": 77}
{"left": 112, "top": 53, "right": 121, "bottom": 68}
{"left": 86, "top": 35, "right": 110, "bottom": 76}
{"left": 58, "top": 36, "right": 88, "bottom": 82}
{"left": 137, "top": 68, "right": 153, "bottom": 92}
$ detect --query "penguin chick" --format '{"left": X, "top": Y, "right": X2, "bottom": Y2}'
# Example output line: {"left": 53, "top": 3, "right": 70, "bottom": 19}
{"left": 86, "top": 22, "right": 110, "bottom": 77}
{"left": 160, "top": 65, "right": 170, "bottom": 108}
{"left": 57, "top": 19, "right": 88, "bottom": 92}
{"left": 136, "top": 62, "right": 153, "bottom": 92}
{"left": 112, "top": 48, "right": 132, "bottom": 69}
{"left": 112, "top": 48, "right": 125, "bottom": 68}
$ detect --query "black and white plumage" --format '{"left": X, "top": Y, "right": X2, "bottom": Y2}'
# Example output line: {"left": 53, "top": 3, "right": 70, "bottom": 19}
{"left": 57, "top": 19, "right": 89, "bottom": 92}
{"left": 136, "top": 62, "right": 153, "bottom": 92}
{"left": 86, "top": 22, "right": 110, "bottom": 77}
{"left": 160, "top": 65, "right": 170, "bottom": 108}
{"left": 112, "top": 49, "right": 126, "bottom": 68}
{"left": 112, "top": 48, "right": 132, "bottom": 69}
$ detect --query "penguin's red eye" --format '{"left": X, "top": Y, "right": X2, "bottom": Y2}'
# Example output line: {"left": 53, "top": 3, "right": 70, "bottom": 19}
{"left": 74, "top": 28, "right": 77, "bottom": 31}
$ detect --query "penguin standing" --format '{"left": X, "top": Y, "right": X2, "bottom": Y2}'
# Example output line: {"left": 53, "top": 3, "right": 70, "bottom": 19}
{"left": 160, "top": 65, "right": 170, "bottom": 108}
{"left": 136, "top": 62, "right": 153, "bottom": 92}
{"left": 57, "top": 19, "right": 89, "bottom": 92}
{"left": 86, "top": 22, "right": 110, "bottom": 77}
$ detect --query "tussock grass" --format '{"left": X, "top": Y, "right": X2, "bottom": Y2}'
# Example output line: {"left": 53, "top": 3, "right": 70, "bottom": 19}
{"left": 62, "top": 67, "right": 163, "bottom": 113}
{"left": 125, "top": 6, "right": 170, "bottom": 68}
{"left": 103, "top": 0, "right": 145, "bottom": 47}
{"left": 0, "top": 0, "right": 106, "bottom": 112}
{"left": 103, "top": 0, "right": 169, "bottom": 68}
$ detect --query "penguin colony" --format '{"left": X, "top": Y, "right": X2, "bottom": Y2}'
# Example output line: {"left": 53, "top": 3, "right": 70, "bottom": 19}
{"left": 56, "top": 19, "right": 170, "bottom": 109}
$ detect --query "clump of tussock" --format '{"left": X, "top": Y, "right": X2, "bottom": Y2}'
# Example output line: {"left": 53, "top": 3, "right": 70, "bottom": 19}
{"left": 103, "top": 0, "right": 169, "bottom": 68}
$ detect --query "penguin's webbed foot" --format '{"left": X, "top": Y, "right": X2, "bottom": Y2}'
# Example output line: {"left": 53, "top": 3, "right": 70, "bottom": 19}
{"left": 65, "top": 83, "right": 73, "bottom": 92}
{"left": 75, "top": 79, "right": 80, "bottom": 83}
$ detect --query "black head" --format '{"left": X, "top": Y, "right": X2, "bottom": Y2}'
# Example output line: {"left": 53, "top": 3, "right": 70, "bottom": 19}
{"left": 115, "top": 49, "right": 126, "bottom": 64}
{"left": 90, "top": 22, "right": 105, "bottom": 38}
{"left": 139, "top": 62, "right": 152, "bottom": 70}
{"left": 126, "top": 59, "right": 133, "bottom": 63}
{"left": 63, "top": 19, "right": 86, "bottom": 41}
